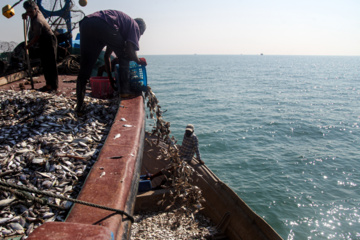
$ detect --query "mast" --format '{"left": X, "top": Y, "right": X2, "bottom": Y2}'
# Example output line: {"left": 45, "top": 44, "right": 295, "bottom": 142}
{"left": 36, "top": 0, "right": 72, "bottom": 45}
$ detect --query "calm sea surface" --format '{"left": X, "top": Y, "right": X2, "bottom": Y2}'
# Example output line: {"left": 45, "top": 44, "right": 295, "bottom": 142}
{"left": 143, "top": 55, "right": 360, "bottom": 240}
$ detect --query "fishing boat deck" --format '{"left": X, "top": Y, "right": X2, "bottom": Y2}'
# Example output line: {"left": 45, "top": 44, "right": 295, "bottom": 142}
{"left": 0, "top": 74, "right": 145, "bottom": 240}
{"left": 0, "top": 74, "right": 283, "bottom": 240}
{"left": 0, "top": 74, "right": 79, "bottom": 97}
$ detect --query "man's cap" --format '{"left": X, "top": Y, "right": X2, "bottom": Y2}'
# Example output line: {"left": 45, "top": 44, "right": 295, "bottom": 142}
{"left": 185, "top": 124, "right": 194, "bottom": 132}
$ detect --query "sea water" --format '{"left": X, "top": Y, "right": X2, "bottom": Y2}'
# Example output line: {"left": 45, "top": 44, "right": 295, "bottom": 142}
{"left": 144, "top": 55, "right": 360, "bottom": 240}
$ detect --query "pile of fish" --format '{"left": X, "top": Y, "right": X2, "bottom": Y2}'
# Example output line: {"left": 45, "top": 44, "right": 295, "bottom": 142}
{"left": 131, "top": 210, "right": 218, "bottom": 239}
{"left": 141, "top": 88, "right": 208, "bottom": 234}
{"left": 0, "top": 90, "right": 119, "bottom": 238}
{"left": 145, "top": 87, "right": 172, "bottom": 145}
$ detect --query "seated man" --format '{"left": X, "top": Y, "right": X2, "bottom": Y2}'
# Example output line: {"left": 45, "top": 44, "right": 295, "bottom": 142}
{"left": 179, "top": 124, "right": 204, "bottom": 164}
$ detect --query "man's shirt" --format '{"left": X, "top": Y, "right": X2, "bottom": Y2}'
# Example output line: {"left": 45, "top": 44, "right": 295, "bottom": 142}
{"left": 31, "top": 9, "right": 54, "bottom": 37}
{"left": 180, "top": 133, "right": 201, "bottom": 160}
{"left": 87, "top": 10, "right": 141, "bottom": 50}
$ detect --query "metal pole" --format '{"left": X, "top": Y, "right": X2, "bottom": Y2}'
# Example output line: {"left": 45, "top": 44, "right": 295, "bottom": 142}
{"left": 23, "top": 18, "right": 34, "bottom": 89}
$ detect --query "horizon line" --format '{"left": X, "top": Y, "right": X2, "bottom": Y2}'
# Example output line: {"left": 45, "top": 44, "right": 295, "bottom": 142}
{"left": 140, "top": 54, "right": 360, "bottom": 57}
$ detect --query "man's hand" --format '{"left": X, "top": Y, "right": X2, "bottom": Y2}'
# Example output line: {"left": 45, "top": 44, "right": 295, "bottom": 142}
{"left": 139, "top": 58, "right": 147, "bottom": 66}
{"left": 22, "top": 13, "right": 28, "bottom": 20}
{"left": 198, "top": 159, "right": 205, "bottom": 165}
{"left": 146, "top": 173, "right": 153, "bottom": 180}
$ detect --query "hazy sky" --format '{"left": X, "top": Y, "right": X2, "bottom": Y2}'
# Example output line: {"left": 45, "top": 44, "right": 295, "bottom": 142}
{"left": 1, "top": 0, "right": 360, "bottom": 55}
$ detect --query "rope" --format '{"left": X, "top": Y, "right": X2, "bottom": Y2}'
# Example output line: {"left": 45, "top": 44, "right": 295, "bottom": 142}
{"left": 11, "top": 0, "right": 24, "bottom": 9}
{"left": 0, "top": 180, "right": 134, "bottom": 223}
{"left": 0, "top": 185, "right": 65, "bottom": 210}
{"left": 58, "top": 55, "right": 80, "bottom": 75}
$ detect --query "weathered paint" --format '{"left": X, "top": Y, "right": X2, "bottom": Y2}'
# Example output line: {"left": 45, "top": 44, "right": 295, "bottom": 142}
{"left": 28, "top": 95, "right": 145, "bottom": 240}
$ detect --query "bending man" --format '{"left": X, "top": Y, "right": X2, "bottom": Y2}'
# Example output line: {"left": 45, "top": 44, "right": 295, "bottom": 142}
{"left": 76, "top": 10, "right": 147, "bottom": 112}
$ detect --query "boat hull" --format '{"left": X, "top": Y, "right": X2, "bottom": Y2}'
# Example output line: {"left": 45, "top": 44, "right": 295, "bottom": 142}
{"left": 137, "top": 136, "right": 283, "bottom": 240}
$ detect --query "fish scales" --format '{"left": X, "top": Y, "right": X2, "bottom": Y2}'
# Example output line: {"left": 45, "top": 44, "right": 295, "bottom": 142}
{"left": 0, "top": 90, "right": 119, "bottom": 238}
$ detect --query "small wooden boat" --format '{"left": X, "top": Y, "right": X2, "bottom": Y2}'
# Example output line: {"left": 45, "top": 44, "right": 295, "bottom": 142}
{"left": 136, "top": 135, "right": 283, "bottom": 240}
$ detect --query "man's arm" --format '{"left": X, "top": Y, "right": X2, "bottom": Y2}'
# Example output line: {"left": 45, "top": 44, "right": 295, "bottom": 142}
{"left": 104, "top": 47, "right": 117, "bottom": 90}
{"left": 22, "top": 14, "right": 40, "bottom": 49}
{"left": 104, "top": 47, "right": 113, "bottom": 78}
{"left": 125, "top": 42, "right": 140, "bottom": 63}
{"left": 25, "top": 35, "right": 40, "bottom": 49}
{"left": 126, "top": 42, "right": 146, "bottom": 66}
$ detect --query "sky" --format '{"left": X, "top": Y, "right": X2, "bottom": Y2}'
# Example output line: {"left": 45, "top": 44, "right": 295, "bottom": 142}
{"left": 1, "top": 0, "right": 360, "bottom": 56}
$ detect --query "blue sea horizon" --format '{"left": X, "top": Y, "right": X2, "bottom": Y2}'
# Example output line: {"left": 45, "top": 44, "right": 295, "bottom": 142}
{"left": 144, "top": 55, "right": 360, "bottom": 239}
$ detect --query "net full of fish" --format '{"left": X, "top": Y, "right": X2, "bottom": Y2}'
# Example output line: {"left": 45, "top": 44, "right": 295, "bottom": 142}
{"left": 0, "top": 90, "right": 119, "bottom": 238}
{"left": 131, "top": 210, "right": 218, "bottom": 240}
{"left": 133, "top": 88, "right": 220, "bottom": 239}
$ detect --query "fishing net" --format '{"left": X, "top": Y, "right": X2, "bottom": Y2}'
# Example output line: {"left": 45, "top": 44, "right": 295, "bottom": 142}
{"left": 1, "top": 0, "right": 84, "bottom": 53}
{"left": 39, "top": 0, "right": 85, "bottom": 33}
{"left": 0, "top": 41, "right": 18, "bottom": 54}
{"left": 0, "top": 0, "right": 84, "bottom": 75}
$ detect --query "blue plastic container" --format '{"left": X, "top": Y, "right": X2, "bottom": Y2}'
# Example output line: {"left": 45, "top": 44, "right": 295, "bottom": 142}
{"left": 138, "top": 175, "right": 152, "bottom": 192}
{"left": 56, "top": 29, "right": 67, "bottom": 34}
{"left": 72, "top": 33, "right": 80, "bottom": 48}
{"left": 115, "top": 61, "right": 147, "bottom": 92}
